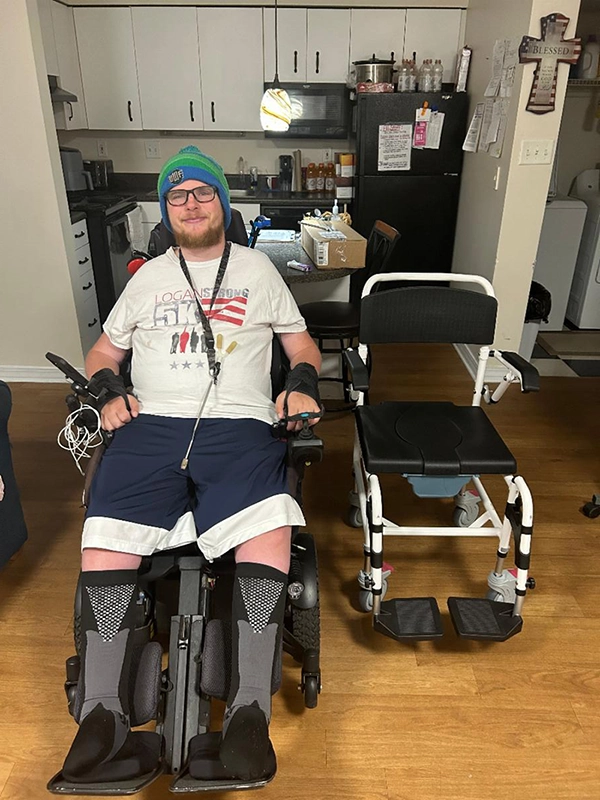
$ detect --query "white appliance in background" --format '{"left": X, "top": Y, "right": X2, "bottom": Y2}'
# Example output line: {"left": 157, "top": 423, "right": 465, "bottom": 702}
{"left": 567, "top": 169, "right": 600, "bottom": 329}
{"left": 532, "top": 195, "right": 587, "bottom": 331}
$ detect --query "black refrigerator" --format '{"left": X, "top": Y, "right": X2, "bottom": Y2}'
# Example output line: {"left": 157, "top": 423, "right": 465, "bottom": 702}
{"left": 352, "top": 92, "right": 469, "bottom": 297}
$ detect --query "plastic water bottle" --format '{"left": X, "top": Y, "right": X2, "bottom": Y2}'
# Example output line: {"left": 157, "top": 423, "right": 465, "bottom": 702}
{"left": 419, "top": 59, "right": 434, "bottom": 92}
{"left": 397, "top": 60, "right": 413, "bottom": 92}
{"left": 432, "top": 59, "right": 444, "bottom": 92}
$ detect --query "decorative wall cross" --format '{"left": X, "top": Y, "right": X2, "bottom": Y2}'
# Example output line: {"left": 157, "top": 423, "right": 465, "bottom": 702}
{"left": 519, "top": 13, "right": 581, "bottom": 114}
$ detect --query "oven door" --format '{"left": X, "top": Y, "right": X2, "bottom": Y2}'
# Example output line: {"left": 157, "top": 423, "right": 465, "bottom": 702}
{"left": 261, "top": 204, "right": 317, "bottom": 232}
{"left": 106, "top": 206, "right": 137, "bottom": 303}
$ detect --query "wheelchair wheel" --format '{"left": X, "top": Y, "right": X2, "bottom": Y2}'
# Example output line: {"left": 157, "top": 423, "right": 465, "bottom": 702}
{"left": 303, "top": 675, "right": 319, "bottom": 709}
{"left": 347, "top": 506, "right": 363, "bottom": 528}
{"left": 291, "top": 601, "right": 320, "bottom": 653}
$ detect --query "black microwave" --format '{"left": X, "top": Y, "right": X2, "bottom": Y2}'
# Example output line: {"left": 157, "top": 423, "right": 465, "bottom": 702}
{"left": 264, "top": 83, "right": 350, "bottom": 139}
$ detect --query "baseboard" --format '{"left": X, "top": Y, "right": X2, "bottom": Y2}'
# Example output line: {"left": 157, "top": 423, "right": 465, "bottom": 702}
{"left": 453, "top": 344, "right": 508, "bottom": 383}
{"left": 0, "top": 365, "right": 83, "bottom": 383}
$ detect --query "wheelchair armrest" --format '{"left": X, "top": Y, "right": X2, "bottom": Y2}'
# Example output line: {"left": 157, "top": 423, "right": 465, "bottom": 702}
{"left": 493, "top": 350, "right": 540, "bottom": 393}
{"left": 343, "top": 347, "right": 369, "bottom": 392}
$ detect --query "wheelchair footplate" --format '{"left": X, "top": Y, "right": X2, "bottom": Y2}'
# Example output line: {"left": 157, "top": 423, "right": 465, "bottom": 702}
{"left": 170, "top": 732, "right": 276, "bottom": 793}
{"left": 447, "top": 597, "right": 523, "bottom": 641}
{"left": 374, "top": 597, "right": 444, "bottom": 641}
{"left": 47, "top": 733, "right": 164, "bottom": 795}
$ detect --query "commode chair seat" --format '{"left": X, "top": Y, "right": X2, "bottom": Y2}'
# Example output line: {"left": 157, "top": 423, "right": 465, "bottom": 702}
{"left": 298, "top": 302, "right": 360, "bottom": 338}
{"left": 355, "top": 402, "right": 517, "bottom": 476}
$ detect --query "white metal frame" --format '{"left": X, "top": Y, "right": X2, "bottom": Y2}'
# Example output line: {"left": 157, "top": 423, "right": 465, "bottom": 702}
{"left": 352, "top": 273, "right": 534, "bottom": 620}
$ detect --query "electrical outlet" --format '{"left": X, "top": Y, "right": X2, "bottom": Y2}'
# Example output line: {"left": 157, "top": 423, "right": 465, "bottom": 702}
{"left": 145, "top": 140, "right": 161, "bottom": 159}
{"left": 519, "top": 139, "right": 554, "bottom": 165}
{"left": 323, "top": 148, "right": 333, "bottom": 164}
{"left": 97, "top": 139, "right": 108, "bottom": 157}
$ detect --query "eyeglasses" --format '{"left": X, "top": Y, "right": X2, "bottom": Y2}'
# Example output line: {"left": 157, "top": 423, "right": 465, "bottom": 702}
{"left": 166, "top": 185, "right": 217, "bottom": 206}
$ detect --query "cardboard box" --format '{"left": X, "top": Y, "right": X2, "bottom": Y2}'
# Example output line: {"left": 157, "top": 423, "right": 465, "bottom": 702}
{"left": 301, "top": 219, "right": 366, "bottom": 270}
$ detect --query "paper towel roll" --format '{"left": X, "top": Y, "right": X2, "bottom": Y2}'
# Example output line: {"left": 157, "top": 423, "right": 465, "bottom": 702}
{"left": 293, "top": 149, "right": 302, "bottom": 192}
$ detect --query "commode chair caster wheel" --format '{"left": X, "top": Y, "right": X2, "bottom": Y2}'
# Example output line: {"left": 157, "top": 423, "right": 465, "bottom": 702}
{"left": 452, "top": 504, "right": 479, "bottom": 527}
{"left": 348, "top": 506, "right": 363, "bottom": 528}
{"left": 358, "top": 579, "right": 388, "bottom": 612}
{"left": 582, "top": 495, "right": 600, "bottom": 518}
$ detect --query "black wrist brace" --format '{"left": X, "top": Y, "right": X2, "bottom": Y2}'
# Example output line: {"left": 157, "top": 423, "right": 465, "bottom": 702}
{"left": 284, "top": 362, "right": 321, "bottom": 410}
{"left": 87, "top": 368, "right": 132, "bottom": 413}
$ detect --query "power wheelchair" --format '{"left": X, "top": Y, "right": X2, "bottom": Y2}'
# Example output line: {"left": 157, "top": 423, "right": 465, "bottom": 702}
{"left": 45, "top": 346, "right": 323, "bottom": 795}
{"left": 344, "top": 272, "right": 538, "bottom": 644}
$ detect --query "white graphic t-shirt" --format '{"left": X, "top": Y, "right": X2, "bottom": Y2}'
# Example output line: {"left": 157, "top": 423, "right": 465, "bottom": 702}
{"left": 103, "top": 244, "right": 306, "bottom": 424}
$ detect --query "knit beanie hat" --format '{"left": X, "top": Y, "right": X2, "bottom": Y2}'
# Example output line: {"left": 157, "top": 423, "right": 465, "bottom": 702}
{"left": 157, "top": 145, "right": 231, "bottom": 232}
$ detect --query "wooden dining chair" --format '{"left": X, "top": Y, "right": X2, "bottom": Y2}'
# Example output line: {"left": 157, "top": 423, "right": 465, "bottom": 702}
{"left": 298, "top": 220, "right": 401, "bottom": 406}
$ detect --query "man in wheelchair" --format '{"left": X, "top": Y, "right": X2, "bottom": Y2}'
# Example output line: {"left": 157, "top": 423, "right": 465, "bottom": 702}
{"left": 56, "top": 148, "right": 322, "bottom": 789}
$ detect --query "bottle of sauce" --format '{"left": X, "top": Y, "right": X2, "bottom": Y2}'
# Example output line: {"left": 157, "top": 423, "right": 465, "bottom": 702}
{"left": 316, "top": 163, "right": 325, "bottom": 192}
{"left": 325, "top": 162, "right": 336, "bottom": 193}
{"left": 306, "top": 162, "right": 317, "bottom": 192}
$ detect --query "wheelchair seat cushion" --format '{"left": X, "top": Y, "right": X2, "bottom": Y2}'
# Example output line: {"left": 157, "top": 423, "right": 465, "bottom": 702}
{"left": 355, "top": 402, "right": 517, "bottom": 476}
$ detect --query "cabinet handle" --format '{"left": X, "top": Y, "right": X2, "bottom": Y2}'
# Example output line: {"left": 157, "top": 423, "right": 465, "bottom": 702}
{"left": 128, "top": 100, "right": 133, "bottom": 122}
{"left": 74, "top": 231, "right": 85, "bottom": 238}
{"left": 189, "top": 101, "right": 194, "bottom": 122}
{"left": 211, "top": 101, "right": 215, "bottom": 123}
{"left": 315, "top": 51, "right": 320, "bottom": 74}
{"left": 67, "top": 101, "right": 74, "bottom": 121}
{"left": 88, "top": 318, "right": 98, "bottom": 328}
{"left": 78, "top": 256, "right": 89, "bottom": 265}
{"left": 82, "top": 281, "right": 92, "bottom": 290}
{"left": 294, "top": 50, "right": 298, "bottom": 73}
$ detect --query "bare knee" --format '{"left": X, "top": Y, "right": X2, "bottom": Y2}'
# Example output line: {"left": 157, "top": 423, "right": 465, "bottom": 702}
{"left": 235, "top": 526, "right": 292, "bottom": 573}
{"left": 81, "top": 548, "right": 143, "bottom": 572}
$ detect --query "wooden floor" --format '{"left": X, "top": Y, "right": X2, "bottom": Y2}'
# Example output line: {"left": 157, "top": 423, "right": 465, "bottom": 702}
{"left": 2, "top": 343, "right": 600, "bottom": 799}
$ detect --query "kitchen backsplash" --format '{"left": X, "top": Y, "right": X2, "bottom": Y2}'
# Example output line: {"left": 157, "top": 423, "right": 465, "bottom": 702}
{"left": 57, "top": 131, "right": 352, "bottom": 175}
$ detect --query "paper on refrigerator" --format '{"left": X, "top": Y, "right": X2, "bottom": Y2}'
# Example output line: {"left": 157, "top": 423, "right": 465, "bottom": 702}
{"left": 478, "top": 98, "right": 495, "bottom": 152}
{"left": 378, "top": 123, "right": 412, "bottom": 170}
{"left": 484, "top": 39, "right": 506, "bottom": 97}
{"left": 463, "top": 103, "right": 484, "bottom": 152}
{"left": 489, "top": 99, "right": 510, "bottom": 158}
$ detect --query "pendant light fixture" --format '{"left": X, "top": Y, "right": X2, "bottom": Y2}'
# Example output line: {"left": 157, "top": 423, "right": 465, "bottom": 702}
{"left": 260, "top": 0, "right": 292, "bottom": 132}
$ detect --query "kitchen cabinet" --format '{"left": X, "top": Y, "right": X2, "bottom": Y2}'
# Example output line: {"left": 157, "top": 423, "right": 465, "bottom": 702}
{"left": 231, "top": 203, "right": 260, "bottom": 227}
{"left": 74, "top": 7, "right": 142, "bottom": 130}
{"left": 51, "top": 1, "right": 88, "bottom": 130}
{"left": 132, "top": 8, "right": 204, "bottom": 131}
{"left": 69, "top": 220, "right": 101, "bottom": 356}
{"left": 264, "top": 8, "right": 350, "bottom": 84}
{"left": 349, "top": 9, "right": 406, "bottom": 68}
{"left": 404, "top": 8, "right": 465, "bottom": 83}
{"left": 197, "top": 7, "right": 264, "bottom": 132}
{"left": 37, "top": 0, "right": 59, "bottom": 76}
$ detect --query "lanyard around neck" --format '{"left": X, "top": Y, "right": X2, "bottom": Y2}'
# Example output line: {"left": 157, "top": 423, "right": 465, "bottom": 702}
{"left": 178, "top": 241, "right": 231, "bottom": 384}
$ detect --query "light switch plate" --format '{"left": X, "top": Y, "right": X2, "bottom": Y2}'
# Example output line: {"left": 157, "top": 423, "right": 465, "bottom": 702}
{"left": 145, "top": 140, "right": 161, "bottom": 159}
{"left": 519, "top": 139, "right": 554, "bottom": 165}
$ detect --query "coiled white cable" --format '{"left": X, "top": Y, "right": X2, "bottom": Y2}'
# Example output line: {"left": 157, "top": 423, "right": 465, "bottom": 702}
{"left": 57, "top": 404, "right": 103, "bottom": 475}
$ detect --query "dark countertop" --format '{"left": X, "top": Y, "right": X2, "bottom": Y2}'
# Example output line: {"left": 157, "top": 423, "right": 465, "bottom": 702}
{"left": 255, "top": 240, "right": 354, "bottom": 284}
{"left": 107, "top": 173, "right": 346, "bottom": 207}
{"left": 70, "top": 210, "right": 87, "bottom": 224}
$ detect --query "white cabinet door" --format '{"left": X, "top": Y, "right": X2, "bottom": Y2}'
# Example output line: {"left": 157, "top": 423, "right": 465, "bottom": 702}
{"left": 350, "top": 9, "right": 406, "bottom": 67}
{"left": 132, "top": 8, "right": 203, "bottom": 131}
{"left": 37, "top": 0, "right": 59, "bottom": 75}
{"left": 198, "top": 8, "right": 263, "bottom": 132}
{"left": 307, "top": 9, "right": 350, "bottom": 83}
{"left": 404, "top": 9, "right": 465, "bottom": 83}
{"left": 263, "top": 8, "right": 307, "bottom": 83}
{"left": 74, "top": 8, "right": 142, "bottom": 130}
{"left": 51, "top": 2, "right": 88, "bottom": 130}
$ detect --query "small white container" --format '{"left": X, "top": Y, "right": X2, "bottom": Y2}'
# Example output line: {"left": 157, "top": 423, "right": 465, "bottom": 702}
{"left": 578, "top": 34, "right": 600, "bottom": 79}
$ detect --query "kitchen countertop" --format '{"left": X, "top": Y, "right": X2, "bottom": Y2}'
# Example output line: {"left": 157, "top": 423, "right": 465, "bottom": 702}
{"left": 255, "top": 240, "right": 355, "bottom": 284}
{"left": 70, "top": 210, "right": 87, "bottom": 224}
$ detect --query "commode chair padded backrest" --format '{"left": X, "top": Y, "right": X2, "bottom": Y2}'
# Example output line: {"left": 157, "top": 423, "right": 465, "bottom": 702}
{"left": 360, "top": 285, "right": 498, "bottom": 345}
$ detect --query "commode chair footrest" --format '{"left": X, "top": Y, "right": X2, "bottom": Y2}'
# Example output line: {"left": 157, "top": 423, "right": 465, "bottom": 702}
{"left": 170, "top": 732, "right": 276, "bottom": 793}
{"left": 447, "top": 597, "right": 523, "bottom": 641}
{"left": 374, "top": 597, "right": 443, "bottom": 641}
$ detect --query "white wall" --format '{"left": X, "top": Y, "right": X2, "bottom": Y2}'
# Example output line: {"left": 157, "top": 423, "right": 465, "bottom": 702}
{"left": 453, "top": 0, "right": 581, "bottom": 352}
{"left": 0, "top": 0, "right": 83, "bottom": 375}
{"left": 556, "top": 8, "right": 600, "bottom": 195}
{"left": 57, "top": 131, "right": 350, "bottom": 176}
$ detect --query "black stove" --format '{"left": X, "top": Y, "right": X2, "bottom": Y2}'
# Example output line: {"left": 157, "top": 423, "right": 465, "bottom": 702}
{"left": 67, "top": 191, "right": 137, "bottom": 217}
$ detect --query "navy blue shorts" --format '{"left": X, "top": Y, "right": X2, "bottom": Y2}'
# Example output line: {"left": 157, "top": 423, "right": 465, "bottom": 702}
{"left": 82, "top": 415, "right": 305, "bottom": 560}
